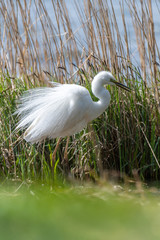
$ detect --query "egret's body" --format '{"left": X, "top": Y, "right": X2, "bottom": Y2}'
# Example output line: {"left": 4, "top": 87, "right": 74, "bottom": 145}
{"left": 16, "top": 71, "right": 130, "bottom": 143}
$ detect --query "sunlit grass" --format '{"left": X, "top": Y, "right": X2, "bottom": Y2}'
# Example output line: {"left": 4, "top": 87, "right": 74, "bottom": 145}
{"left": 1, "top": 2, "right": 160, "bottom": 238}
{"left": 0, "top": 182, "right": 160, "bottom": 240}
{"left": 1, "top": 72, "right": 160, "bottom": 181}
{"left": 0, "top": 0, "right": 160, "bottom": 181}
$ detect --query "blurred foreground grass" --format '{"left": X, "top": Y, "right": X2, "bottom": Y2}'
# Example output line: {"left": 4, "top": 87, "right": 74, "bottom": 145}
{"left": 0, "top": 182, "right": 160, "bottom": 240}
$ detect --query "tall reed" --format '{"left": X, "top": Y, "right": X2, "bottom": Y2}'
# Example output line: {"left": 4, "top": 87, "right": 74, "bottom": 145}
{"left": 0, "top": 0, "right": 160, "bottom": 181}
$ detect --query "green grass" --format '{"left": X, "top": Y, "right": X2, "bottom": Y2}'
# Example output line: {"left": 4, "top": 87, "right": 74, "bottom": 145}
{"left": 0, "top": 182, "right": 160, "bottom": 240}
{"left": 0, "top": 2, "right": 160, "bottom": 237}
{"left": 0, "top": 72, "right": 160, "bottom": 181}
{"left": 0, "top": 0, "right": 160, "bottom": 181}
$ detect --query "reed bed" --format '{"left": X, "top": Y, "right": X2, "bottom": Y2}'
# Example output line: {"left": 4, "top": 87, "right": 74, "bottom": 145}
{"left": 0, "top": 0, "right": 160, "bottom": 181}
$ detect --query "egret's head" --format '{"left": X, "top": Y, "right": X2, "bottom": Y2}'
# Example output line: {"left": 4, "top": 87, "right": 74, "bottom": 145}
{"left": 95, "top": 71, "right": 131, "bottom": 92}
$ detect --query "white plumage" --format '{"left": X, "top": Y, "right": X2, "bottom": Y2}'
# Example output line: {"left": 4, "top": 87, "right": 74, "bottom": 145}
{"left": 16, "top": 71, "right": 130, "bottom": 143}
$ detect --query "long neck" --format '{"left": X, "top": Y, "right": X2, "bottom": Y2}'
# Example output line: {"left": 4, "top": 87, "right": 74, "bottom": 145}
{"left": 89, "top": 77, "right": 111, "bottom": 121}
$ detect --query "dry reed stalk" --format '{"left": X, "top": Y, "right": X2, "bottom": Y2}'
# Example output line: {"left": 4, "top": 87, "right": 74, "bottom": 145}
{"left": 110, "top": 0, "right": 125, "bottom": 77}
{"left": 119, "top": 1, "right": 132, "bottom": 78}
{"left": 0, "top": 0, "right": 160, "bottom": 110}
{"left": 127, "top": 0, "right": 160, "bottom": 114}
{"left": 0, "top": 0, "right": 158, "bottom": 85}
{"left": 0, "top": 0, "right": 159, "bottom": 180}
{"left": 148, "top": 0, "right": 160, "bottom": 114}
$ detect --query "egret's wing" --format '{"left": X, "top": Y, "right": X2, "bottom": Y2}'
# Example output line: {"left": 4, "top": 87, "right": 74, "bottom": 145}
{"left": 16, "top": 84, "right": 91, "bottom": 143}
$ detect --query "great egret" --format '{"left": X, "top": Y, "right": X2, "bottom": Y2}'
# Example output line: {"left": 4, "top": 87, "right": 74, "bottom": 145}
{"left": 16, "top": 71, "right": 130, "bottom": 143}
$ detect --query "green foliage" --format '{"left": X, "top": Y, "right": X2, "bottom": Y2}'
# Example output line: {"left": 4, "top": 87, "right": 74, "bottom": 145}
{"left": 0, "top": 71, "right": 160, "bottom": 181}
{"left": 0, "top": 0, "right": 160, "bottom": 181}
{"left": 0, "top": 183, "right": 160, "bottom": 240}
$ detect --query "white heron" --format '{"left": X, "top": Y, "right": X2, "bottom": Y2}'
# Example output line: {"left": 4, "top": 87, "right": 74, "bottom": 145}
{"left": 16, "top": 71, "right": 130, "bottom": 143}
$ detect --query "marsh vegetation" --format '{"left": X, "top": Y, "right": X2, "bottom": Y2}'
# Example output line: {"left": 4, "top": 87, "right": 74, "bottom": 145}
{"left": 0, "top": 0, "right": 160, "bottom": 181}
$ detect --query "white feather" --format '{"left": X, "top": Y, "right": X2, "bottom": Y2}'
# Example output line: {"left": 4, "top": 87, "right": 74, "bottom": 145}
{"left": 16, "top": 71, "right": 129, "bottom": 144}
{"left": 16, "top": 83, "right": 94, "bottom": 143}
